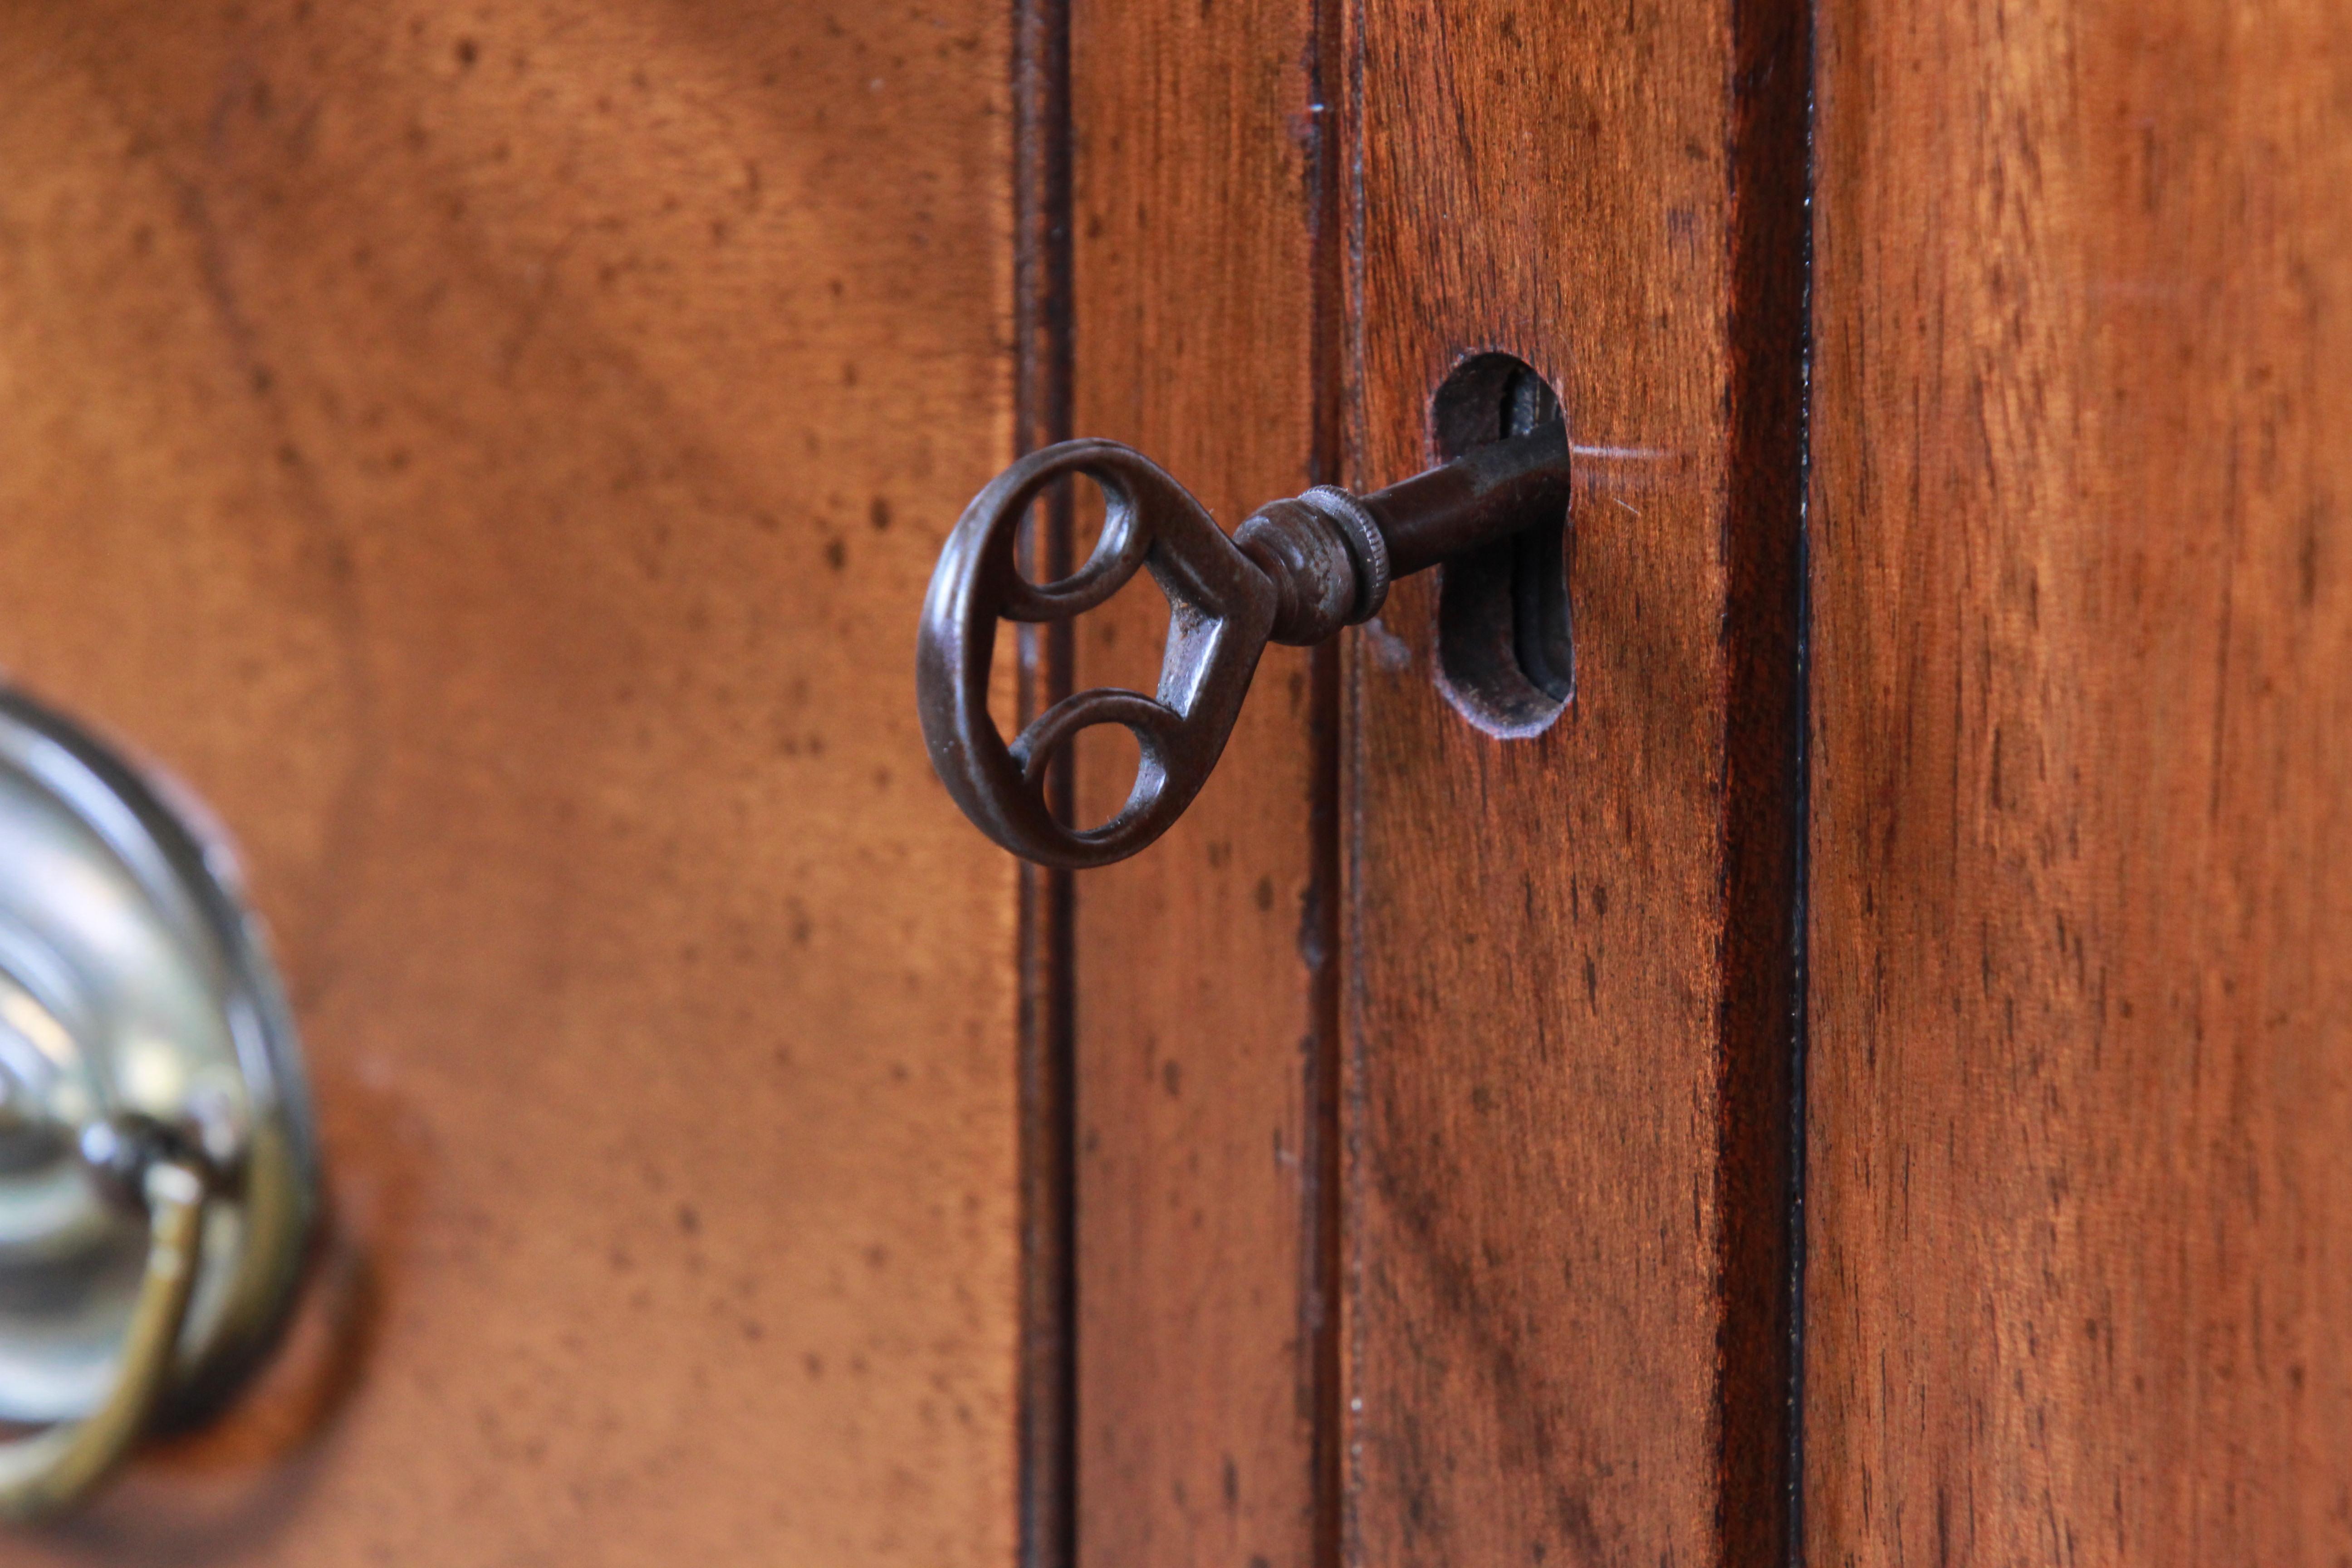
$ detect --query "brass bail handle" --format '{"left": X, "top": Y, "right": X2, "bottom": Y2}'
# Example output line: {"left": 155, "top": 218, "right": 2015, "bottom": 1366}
{"left": 915, "top": 421, "right": 1573, "bottom": 869}
{"left": 0, "top": 1123, "right": 214, "bottom": 1524}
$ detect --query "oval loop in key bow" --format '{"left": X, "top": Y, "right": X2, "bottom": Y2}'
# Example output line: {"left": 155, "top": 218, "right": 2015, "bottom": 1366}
{"left": 916, "top": 439, "right": 1279, "bottom": 869}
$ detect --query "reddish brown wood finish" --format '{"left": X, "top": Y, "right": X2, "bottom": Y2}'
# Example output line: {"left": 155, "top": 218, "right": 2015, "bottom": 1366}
{"left": 1066, "top": 2, "right": 1334, "bottom": 1565}
{"left": 1338, "top": 0, "right": 1808, "bottom": 1563}
{"left": 0, "top": 4, "right": 1020, "bottom": 1563}
{"left": 1806, "top": 0, "right": 2352, "bottom": 1558}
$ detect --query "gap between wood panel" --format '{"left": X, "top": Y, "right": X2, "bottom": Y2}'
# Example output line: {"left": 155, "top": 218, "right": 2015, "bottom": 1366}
{"left": 1308, "top": 2, "right": 1353, "bottom": 1564}
{"left": 1719, "top": 0, "right": 1815, "bottom": 1556}
{"left": 1013, "top": 0, "right": 1074, "bottom": 1563}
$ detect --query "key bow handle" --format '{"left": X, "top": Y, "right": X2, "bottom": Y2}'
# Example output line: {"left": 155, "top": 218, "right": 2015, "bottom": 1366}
{"left": 916, "top": 440, "right": 1277, "bottom": 870}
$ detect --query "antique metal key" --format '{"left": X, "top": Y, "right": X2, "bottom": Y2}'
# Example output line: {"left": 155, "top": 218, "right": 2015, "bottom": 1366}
{"left": 916, "top": 421, "right": 1572, "bottom": 868}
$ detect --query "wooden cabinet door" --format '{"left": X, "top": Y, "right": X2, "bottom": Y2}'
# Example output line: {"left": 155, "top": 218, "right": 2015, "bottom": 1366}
{"left": 1053, "top": 1, "right": 1808, "bottom": 1564}
{"left": 1059, "top": 0, "right": 2350, "bottom": 1564}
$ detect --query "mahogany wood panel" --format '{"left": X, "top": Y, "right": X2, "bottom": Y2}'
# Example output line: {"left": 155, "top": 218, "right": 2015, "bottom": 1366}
{"left": 1338, "top": 0, "right": 1808, "bottom": 1561}
{"left": 1066, "top": 2, "right": 1332, "bottom": 1565}
{"left": 0, "top": 4, "right": 1019, "bottom": 1563}
{"left": 1806, "top": 0, "right": 2352, "bottom": 1558}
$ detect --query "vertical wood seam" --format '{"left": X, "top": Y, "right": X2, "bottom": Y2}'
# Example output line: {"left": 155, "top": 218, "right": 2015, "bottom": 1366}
{"left": 1333, "top": 4, "right": 1370, "bottom": 1562}
{"left": 1014, "top": 0, "right": 1075, "bottom": 1561}
{"left": 1307, "top": 1, "right": 1353, "bottom": 1562}
{"left": 1782, "top": 23, "right": 1818, "bottom": 1564}
{"left": 1715, "top": 0, "right": 1814, "bottom": 1553}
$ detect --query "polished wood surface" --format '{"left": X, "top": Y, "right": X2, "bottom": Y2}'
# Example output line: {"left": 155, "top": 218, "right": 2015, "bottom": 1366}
{"left": 0, "top": 4, "right": 1019, "bottom": 1563}
{"left": 1066, "top": 1, "right": 1333, "bottom": 1564}
{"left": 1806, "top": 0, "right": 2352, "bottom": 1556}
{"left": 1338, "top": 0, "right": 1808, "bottom": 1561}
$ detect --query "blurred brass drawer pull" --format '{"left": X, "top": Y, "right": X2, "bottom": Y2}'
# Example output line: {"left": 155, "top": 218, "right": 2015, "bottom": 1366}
{"left": 0, "top": 694, "right": 319, "bottom": 1522}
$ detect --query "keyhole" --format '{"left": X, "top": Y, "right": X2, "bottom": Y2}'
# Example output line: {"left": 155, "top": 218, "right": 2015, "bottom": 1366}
{"left": 1428, "top": 353, "right": 1573, "bottom": 738}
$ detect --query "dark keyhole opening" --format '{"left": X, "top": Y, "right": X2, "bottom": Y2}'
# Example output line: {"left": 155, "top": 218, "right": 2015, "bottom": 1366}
{"left": 1430, "top": 354, "right": 1573, "bottom": 738}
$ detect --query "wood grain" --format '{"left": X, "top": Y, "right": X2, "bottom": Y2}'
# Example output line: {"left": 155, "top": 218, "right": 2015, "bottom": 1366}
{"left": 1065, "top": 1, "right": 1334, "bottom": 1564}
{"left": 1805, "top": 0, "right": 2352, "bottom": 1558}
{"left": 0, "top": 4, "right": 1020, "bottom": 1563}
{"left": 1338, "top": 0, "right": 1809, "bottom": 1561}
